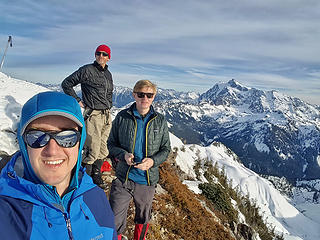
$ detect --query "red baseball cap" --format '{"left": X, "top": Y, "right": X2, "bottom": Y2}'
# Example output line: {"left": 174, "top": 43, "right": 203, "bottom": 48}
{"left": 95, "top": 44, "right": 111, "bottom": 59}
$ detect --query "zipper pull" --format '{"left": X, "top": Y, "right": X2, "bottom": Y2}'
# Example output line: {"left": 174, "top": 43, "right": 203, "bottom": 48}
{"left": 64, "top": 214, "right": 74, "bottom": 240}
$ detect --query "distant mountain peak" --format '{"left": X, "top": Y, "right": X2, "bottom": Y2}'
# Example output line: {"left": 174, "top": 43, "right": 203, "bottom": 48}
{"left": 199, "top": 79, "right": 251, "bottom": 105}
{"left": 227, "top": 78, "right": 249, "bottom": 90}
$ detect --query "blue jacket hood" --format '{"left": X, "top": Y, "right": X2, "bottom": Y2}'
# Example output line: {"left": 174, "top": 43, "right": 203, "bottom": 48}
{"left": 17, "top": 91, "right": 86, "bottom": 189}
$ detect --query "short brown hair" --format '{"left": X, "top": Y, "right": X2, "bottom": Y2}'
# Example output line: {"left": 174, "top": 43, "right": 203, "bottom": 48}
{"left": 133, "top": 80, "right": 157, "bottom": 93}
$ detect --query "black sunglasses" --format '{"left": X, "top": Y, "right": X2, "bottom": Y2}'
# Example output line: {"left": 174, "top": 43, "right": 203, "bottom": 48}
{"left": 95, "top": 51, "right": 109, "bottom": 57}
{"left": 24, "top": 129, "right": 81, "bottom": 148}
{"left": 134, "top": 92, "right": 155, "bottom": 99}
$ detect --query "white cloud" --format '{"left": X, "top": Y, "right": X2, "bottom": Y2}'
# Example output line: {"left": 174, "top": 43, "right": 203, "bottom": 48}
{"left": 1, "top": 0, "right": 319, "bottom": 104}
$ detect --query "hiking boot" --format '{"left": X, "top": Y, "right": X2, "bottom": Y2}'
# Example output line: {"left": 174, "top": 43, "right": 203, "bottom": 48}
{"left": 92, "top": 169, "right": 108, "bottom": 189}
{"left": 92, "top": 159, "right": 107, "bottom": 189}
{"left": 134, "top": 223, "right": 149, "bottom": 240}
{"left": 81, "top": 163, "right": 93, "bottom": 176}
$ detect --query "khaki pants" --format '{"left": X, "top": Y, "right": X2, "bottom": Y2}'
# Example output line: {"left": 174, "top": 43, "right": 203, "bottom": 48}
{"left": 82, "top": 108, "right": 112, "bottom": 165}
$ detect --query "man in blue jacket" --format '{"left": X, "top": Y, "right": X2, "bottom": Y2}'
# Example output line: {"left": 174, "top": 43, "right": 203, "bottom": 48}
{"left": 0, "top": 91, "right": 117, "bottom": 240}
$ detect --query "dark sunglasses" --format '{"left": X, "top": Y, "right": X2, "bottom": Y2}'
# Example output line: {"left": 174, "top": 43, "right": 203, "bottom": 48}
{"left": 134, "top": 92, "right": 155, "bottom": 99}
{"left": 24, "top": 129, "right": 81, "bottom": 148}
{"left": 95, "top": 51, "right": 109, "bottom": 57}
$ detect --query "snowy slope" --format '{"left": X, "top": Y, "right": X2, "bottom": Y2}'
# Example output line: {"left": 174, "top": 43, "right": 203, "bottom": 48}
{"left": 170, "top": 134, "right": 320, "bottom": 240}
{"left": 1, "top": 71, "right": 320, "bottom": 239}
{"left": 0, "top": 72, "right": 49, "bottom": 155}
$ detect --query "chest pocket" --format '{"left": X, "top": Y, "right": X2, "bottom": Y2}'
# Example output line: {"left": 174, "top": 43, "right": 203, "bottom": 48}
{"left": 86, "top": 74, "right": 106, "bottom": 88}
{"left": 147, "top": 125, "right": 163, "bottom": 153}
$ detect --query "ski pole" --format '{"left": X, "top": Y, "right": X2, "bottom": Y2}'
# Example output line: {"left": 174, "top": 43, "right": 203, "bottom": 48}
{"left": 0, "top": 36, "right": 13, "bottom": 69}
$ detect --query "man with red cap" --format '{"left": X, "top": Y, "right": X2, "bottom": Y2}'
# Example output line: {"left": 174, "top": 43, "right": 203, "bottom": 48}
{"left": 62, "top": 44, "right": 113, "bottom": 189}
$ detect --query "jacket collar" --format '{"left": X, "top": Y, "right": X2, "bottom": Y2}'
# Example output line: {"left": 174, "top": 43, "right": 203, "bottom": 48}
{"left": 93, "top": 61, "right": 108, "bottom": 71}
{"left": 127, "top": 103, "right": 156, "bottom": 118}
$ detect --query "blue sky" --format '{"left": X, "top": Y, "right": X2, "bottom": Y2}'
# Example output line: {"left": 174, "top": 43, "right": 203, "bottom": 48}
{"left": 0, "top": 0, "right": 319, "bottom": 105}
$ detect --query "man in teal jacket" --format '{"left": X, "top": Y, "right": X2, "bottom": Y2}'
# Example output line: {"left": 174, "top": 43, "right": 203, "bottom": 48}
{"left": 0, "top": 91, "right": 117, "bottom": 240}
{"left": 107, "top": 80, "right": 171, "bottom": 240}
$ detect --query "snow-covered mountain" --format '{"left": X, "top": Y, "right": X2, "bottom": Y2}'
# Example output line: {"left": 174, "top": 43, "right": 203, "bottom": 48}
{"left": 153, "top": 79, "right": 320, "bottom": 183}
{"left": 1, "top": 72, "right": 320, "bottom": 239}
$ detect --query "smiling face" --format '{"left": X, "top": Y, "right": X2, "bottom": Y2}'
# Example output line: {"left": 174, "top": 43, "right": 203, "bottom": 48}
{"left": 95, "top": 51, "right": 110, "bottom": 68}
{"left": 133, "top": 86, "right": 156, "bottom": 116}
{"left": 26, "top": 115, "right": 79, "bottom": 196}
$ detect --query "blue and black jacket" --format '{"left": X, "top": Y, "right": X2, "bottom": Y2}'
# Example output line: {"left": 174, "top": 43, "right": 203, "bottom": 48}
{"left": 107, "top": 103, "right": 171, "bottom": 186}
{"left": 0, "top": 92, "right": 117, "bottom": 240}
